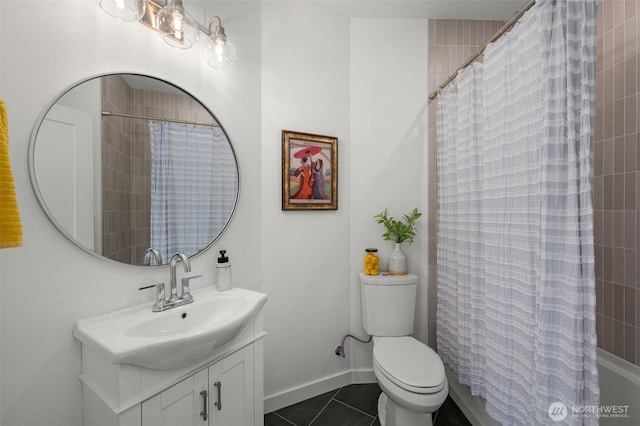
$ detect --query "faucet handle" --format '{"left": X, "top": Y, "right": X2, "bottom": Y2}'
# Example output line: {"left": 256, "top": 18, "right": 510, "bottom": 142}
{"left": 139, "top": 283, "right": 167, "bottom": 312}
{"left": 181, "top": 275, "right": 202, "bottom": 301}
{"left": 143, "top": 247, "right": 162, "bottom": 266}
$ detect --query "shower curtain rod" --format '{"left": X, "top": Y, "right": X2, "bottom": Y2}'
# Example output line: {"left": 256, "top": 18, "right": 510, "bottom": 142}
{"left": 101, "top": 111, "right": 220, "bottom": 128}
{"left": 428, "top": 0, "right": 536, "bottom": 103}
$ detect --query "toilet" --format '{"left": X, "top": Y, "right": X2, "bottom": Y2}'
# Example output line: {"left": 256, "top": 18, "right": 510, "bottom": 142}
{"left": 360, "top": 272, "right": 448, "bottom": 426}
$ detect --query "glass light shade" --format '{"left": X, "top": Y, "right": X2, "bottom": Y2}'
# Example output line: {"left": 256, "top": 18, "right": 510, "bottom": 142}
{"left": 203, "top": 36, "right": 238, "bottom": 71}
{"left": 97, "top": 0, "right": 145, "bottom": 22}
{"left": 156, "top": 3, "right": 200, "bottom": 49}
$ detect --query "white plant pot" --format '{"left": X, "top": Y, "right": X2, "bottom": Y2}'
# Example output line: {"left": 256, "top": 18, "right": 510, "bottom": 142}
{"left": 388, "top": 243, "right": 407, "bottom": 275}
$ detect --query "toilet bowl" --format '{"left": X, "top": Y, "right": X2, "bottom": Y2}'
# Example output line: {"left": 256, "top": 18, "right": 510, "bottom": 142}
{"left": 372, "top": 336, "right": 448, "bottom": 426}
{"left": 360, "top": 273, "right": 448, "bottom": 426}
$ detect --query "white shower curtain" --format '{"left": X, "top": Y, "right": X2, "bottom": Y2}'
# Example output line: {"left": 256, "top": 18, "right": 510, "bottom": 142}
{"left": 149, "top": 121, "right": 237, "bottom": 263}
{"left": 436, "top": 1, "right": 599, "bottom": 424}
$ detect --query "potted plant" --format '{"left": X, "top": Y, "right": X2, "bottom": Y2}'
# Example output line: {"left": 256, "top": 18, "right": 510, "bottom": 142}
{"left": 374, "top": 208, "right": 422, "bottom": 275}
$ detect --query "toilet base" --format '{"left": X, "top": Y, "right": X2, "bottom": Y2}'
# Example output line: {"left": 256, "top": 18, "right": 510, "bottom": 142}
{"left": 377, "top": 392, "right": 433, "bottom": 426}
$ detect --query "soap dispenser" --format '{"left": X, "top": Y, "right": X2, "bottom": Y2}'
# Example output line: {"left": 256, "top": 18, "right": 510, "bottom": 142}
{"left": 216, "top": 250, "right": 232, "bottom": 291}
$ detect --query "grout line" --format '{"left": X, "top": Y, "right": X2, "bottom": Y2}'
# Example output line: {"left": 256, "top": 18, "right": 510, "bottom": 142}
{"left": 332, "top": 398, "right": 375, "bottom": 419}
{"left": 270, "top": 411, "right": 297, "bottom": 425}
{"left": 308, "top": 388, "right": 342, "bottom": 425}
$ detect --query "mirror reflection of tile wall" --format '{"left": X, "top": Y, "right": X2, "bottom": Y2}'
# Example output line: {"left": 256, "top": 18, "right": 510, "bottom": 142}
{"left": 102, "top": 75, "right": 134, "bottom": 264}
{"left": 101, "top": 75, "right": 217, "bottom": 265}
{"left": 427, "top": 19, "right": 504, "bottom": 349}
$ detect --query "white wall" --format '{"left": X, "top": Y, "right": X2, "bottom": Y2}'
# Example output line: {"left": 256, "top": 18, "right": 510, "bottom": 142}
{"left": 0, "top": 2, "right": 262, "bottom": 425}
{"left": 2, "top": 2, "right": 425, "bottom": 425}
{"left": 261, "top": 1, "right": 353, "bottom": 410}
{"left": 260, "top": 2, "right": 428, "bottom": 411}
{"left": 349, "top": 16, "right": 429, "bottom": 370}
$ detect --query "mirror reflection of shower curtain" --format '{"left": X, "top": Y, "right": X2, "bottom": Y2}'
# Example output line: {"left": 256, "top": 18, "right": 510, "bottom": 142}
{"left": 149, "top": 121, "right": 236, "bottom": 262}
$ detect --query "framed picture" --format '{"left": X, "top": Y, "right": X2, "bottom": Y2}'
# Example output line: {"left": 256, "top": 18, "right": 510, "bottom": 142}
{"left": 282, "top": 130, "right": 338, "bottom": 210}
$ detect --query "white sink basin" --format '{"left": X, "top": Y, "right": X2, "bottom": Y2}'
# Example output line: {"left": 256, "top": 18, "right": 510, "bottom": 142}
{"left": 73, "top": 287, "right": 267, "bottom": 370}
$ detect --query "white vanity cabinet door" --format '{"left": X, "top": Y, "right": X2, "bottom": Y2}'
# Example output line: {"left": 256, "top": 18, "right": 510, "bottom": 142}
{"left": 140, "top": 344, "right": 256, "bottom": 426}
{"left": 208, "top": 346, "right": 255, "bottom": 426}
{"left": 142, "top": 369, "right": 209, "bottom": 426}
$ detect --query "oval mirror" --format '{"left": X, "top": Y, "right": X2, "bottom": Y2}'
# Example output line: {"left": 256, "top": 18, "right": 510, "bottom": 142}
{"left": 29, "top": 74, "right": 239, "bottom": 266}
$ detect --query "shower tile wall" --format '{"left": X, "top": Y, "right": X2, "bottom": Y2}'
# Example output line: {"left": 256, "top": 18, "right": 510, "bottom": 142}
{"left": 594, "top": 0, "right": 640, "bottom": 366}
{"left": 102, "top": 76, "right": 216, "bottom": 265}
{"left": 428, "top": 3, "right": 640, "bottom": 366}
{"left": 427, "top": 19, "right": 504, "bottom": 349}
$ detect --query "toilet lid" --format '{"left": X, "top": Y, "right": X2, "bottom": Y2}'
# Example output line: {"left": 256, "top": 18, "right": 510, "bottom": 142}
{"left": 373, "top": 336, "right": 445, "bottom": 394}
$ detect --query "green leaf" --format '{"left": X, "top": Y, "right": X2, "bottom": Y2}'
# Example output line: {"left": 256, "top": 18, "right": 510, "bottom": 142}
{"left": 373, "top": 208, "right": 422, "bottom": 243}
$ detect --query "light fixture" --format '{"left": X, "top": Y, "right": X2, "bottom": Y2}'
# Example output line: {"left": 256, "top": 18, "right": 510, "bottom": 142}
{"left": 97, "top": 0, "right": 146, "bottom": 22}
{"left": 156, "top": 0, "right": 199, "bottom": 49}
{"left": 203, "top": 17, "right": 238, "bottom": 71}
{"left": 97, "top": 0, "right": 237, "bottom": 70}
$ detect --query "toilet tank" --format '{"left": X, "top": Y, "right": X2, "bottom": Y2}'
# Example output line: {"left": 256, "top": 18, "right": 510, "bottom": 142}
{"left": 360, "top": 272, "right": 418, "bottom": 336}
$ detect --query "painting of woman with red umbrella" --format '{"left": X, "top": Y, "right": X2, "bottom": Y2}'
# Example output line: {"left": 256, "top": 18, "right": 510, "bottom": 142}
{"left": 282, "top": 130, "right": 337, "bottom": 210}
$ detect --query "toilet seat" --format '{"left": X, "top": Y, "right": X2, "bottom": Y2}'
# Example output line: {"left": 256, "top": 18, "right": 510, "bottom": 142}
{"left": 373, "top": 336, "right": 445, "bottom": 394}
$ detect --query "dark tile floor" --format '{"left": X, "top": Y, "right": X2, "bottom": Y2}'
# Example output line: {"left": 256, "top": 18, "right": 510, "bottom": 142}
{"left": 264, "top": 383, "right": 471, "bottom": 426}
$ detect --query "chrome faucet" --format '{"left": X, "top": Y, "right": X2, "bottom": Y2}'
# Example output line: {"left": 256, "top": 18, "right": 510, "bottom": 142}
{"left": 139, "top": 252, "right": 201, "bottom": 312}
{"left": 169, "top": 253, "right": 191, "bottom": 303}
{"left": 143, "top": 247, "right": 162, "bottom": 266}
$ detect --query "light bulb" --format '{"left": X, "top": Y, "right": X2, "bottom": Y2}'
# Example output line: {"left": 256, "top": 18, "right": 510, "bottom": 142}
{"left": 172, "top": 13, "right": 183, "bottom": 32}
{"left": 172, "top": 13, "right": 183, "bottom": 39}
{"left": 157, "top": 1, "right": 199, "bottom": 49}
{"left": 204, "top": 35, "right": 237, "bottom": 70}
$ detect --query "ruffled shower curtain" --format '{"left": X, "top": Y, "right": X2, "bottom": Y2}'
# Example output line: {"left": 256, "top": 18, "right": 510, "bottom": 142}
{"left": 149, "top": 121, "right": 237, "bottom": 262}
{"left": 436, "top": 1, "right": 599, "bottom": 424}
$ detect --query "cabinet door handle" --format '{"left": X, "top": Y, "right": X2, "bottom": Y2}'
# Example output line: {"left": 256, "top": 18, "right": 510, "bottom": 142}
{"left": 200, "top": 390, "right": 208, "bottom": 421}
{"left": 214, "top": 381, "right": 222, "bottom": 411}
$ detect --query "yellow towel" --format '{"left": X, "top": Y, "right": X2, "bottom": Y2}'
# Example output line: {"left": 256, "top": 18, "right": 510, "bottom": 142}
{"left": 0, "top": 99, "right": 22, "bottom": 248}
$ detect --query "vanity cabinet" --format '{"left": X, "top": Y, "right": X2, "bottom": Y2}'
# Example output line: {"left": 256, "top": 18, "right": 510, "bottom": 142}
{"left": 142, "top": 346, "right": 255, "bottom": 426}
{"left": 142, "top": 369, "right": 208, "bottom": 426}
{"left": 78, "top": 310, "right": 265, "bottom": 426}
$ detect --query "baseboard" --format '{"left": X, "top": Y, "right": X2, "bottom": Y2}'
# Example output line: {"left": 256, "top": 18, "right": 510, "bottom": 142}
{"left": 445, "top": 366, "right": 500, "bottom": 426}
{"left": 264, "top": 368, "right": 375, "bottom": 413}
{"left": 350, "top": 368, "right": 376, "bottom": 384}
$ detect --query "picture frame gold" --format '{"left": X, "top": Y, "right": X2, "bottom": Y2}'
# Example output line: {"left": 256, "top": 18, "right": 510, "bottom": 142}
{"left": 282, "top": 130, "right": 338, "bottom": 210}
